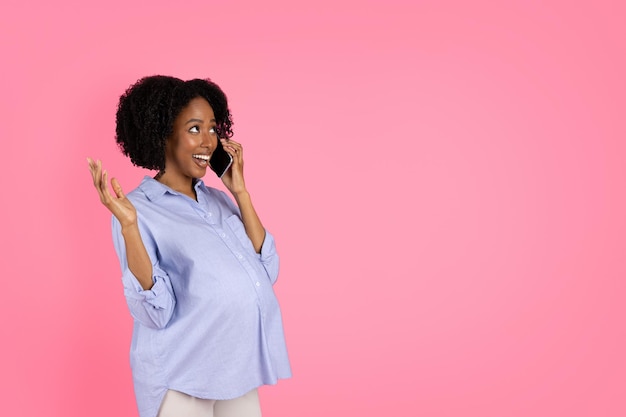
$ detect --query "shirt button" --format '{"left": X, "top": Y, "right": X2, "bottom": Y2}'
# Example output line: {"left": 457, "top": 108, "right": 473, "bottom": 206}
{"left": 220, "top": 233, "right": 226, "bottom": 238}
{"left": 237, "top": 254, "right": 243, "bottom": 260}
{"left": 207, "top": 212, "right": 213, "bottom": 217}
{"left": 256, "top": 282, "right": 261, "bottom": 287}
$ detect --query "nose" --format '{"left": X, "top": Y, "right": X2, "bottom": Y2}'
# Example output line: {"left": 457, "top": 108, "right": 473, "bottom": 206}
{"left": 201, "top": 129, "right": 217, "bottom": 150}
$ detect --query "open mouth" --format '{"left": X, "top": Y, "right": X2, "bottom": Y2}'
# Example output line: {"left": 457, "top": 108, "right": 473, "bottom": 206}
{"left": 193, "top": 154, "right": 211, "bottom": 166}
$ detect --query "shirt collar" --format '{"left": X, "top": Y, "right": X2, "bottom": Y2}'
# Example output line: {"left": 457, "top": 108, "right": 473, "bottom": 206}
{"left": 139, "top": 176, "right": 208, "bottom": 202}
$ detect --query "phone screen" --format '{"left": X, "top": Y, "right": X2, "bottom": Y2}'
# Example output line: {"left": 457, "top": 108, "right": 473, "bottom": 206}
{"left": 209, "top": 139, "right": 233, "bottom": 178}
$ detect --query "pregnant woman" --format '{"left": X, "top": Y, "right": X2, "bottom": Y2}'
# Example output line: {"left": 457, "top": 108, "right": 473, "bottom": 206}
{"left": 87, "top": 75, "right": 291, "bottom": 417}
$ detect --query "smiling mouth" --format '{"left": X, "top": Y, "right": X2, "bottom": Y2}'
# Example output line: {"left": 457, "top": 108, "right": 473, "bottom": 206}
{"left": 193, "top": 154, "right": 211, "bottom": 166}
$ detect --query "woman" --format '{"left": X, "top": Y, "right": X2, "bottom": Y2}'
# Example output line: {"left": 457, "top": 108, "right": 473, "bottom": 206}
{"left": 87, "top": 76, "right": 291, "bottom": 417}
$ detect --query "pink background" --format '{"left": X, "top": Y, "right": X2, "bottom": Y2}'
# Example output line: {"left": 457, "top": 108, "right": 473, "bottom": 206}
{"left": 1, "top": 1, "right": 624, "bottom": 415}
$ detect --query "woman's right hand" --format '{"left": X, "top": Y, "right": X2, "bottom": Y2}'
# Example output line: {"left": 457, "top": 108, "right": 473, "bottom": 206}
{"left": 87, "top": 157, "right": 137, "bottom": 228}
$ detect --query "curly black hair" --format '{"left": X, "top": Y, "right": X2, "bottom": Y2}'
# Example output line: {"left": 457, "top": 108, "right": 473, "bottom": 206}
{"left": 115, "top": 75, "right": 234, "bottom": 172}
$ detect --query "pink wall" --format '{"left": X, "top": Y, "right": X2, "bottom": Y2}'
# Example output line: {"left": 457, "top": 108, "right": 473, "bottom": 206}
{"left": 1, "top": 1, "right": 624, "bottom": 415}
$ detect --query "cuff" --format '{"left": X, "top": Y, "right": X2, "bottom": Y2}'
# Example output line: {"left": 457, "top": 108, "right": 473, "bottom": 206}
{"left": 258, "top": 230, "right": 277, "bottom": 261}
{"left": 122, "top": 268, "right": 172, "bottom": 310}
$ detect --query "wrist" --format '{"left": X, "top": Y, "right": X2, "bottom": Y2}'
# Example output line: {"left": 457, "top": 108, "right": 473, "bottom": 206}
{"left": 120, "top": 222, "right": 140, "bottom": 236}
{"left": 232, "top": 189, "right": 250, "bottom": 201}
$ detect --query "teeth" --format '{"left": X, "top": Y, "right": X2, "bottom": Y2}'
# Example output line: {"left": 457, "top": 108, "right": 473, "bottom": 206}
{"left": 193, "top": 154, "right": 210, "bottom": 161}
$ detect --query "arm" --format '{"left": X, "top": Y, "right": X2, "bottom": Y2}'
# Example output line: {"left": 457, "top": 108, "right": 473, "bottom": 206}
{"left": 217, "top": 140, "right": 280, "bottom": 281}
{"left": 119, "top": 223, "right": 154, "bottom": 290}
{"left": 233, "top": 190, "right": 266, "bottom": 253}
{"left": 89, "top": 158, "right": 175, "bottom": 328}
{"left": 112, "top": 218, "right": 176, "bottom": 329}
{"left": 88, "top": 158, "right": 154, "bottom": 289}
{"left": 219, "top": 139, "right": 266, "bottom": 253}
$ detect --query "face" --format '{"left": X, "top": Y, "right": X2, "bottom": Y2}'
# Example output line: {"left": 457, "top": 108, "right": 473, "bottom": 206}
{"left": 163, "top": 97, "right": 218, "bottom": 181}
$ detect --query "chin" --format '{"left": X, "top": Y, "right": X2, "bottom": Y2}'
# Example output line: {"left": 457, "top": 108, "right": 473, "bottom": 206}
{"left": 194, "top": 168, "right": 208, "bottom": 178}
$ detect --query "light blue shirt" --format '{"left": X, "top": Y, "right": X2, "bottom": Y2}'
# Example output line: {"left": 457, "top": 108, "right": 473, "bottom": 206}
{"left": 112, "top": 176, "right": 291, "bottom": 417}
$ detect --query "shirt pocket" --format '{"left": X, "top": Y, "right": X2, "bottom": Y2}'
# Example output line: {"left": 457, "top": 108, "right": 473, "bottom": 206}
{"left": 225, "top": 214, "right": 257, "bottom": 256}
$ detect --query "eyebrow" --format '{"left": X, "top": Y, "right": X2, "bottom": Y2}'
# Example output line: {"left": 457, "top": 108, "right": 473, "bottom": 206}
{"left": 185, "top": 118, "right": 216, "bottom": 125}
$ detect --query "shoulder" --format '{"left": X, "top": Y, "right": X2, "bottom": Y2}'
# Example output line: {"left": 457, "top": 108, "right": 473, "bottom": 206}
{"left": 125, "top": 176, "right": 163, "bottom": 206}
{"left": 202, "top": 184, "right": 228, "bottom": 199}
{"left": 205, "top": 185, "right": 237, "bottom": 207}
{"left": 126, "top": 185, "right": 146, "bottom": 202}
{"left": 197, "top": 180, "right": 229, "bottom": 201}
{"left": 196, "top": 182, "right": 239, "bottom": 214}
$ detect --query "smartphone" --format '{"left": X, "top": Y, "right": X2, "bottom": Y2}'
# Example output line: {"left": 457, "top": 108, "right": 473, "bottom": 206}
{"left": 209, "top": 139, "right": 233, "bottom": 178}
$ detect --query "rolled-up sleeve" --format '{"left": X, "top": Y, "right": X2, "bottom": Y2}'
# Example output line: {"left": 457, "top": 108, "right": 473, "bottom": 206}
{"left": 259, "top": 230, "right": 280, "bottom": 284}
{"left": 112, "top": 217, "right": 176, "bottom": 329}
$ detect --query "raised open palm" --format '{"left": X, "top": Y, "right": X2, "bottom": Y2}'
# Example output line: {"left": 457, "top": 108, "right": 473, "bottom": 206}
{"left": 87, "top": 158, "right": 137, "bottom": 228}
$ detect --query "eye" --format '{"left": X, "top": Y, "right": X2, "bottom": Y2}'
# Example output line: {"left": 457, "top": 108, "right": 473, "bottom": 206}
{"left": 209, "top": 127, "right": 217, "bottom": 135}
{"left": 189, "top": 126, "right": 200, "bottom": 133}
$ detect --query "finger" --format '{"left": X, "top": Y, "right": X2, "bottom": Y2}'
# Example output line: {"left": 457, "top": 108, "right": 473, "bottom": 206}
{"left": 88, "top": 159, "right": 105, "bottom": 200}
{"left": 224, "top": 140, "right": 242, "bottom": 153}
{"left": 221, "top": 138, "right": 242, "bottom": 149}
{"left": 100, "top": 170, "right": 117, "bottom": 203}
{"left": 221, "top": 141, "right": 237, "bottom": 158}
{"left": 98, "top": 163, "right": 110, "bottom": 197}
{"left": 88, "top": 158, "right": 98, "bottom": 178}
{"left": 88, "top": 159, "right": 99, "bottom": 185}
{"left": 111, "top": 177, "right": 126, "bottom": 199}
{"left": 88, "top": 158, "right": 99, "bottom": 183}
{"left": 92, "top": 160, "right": 106, "bottom": 195}
{"left": 221, "top": 140, "right": 243, "bottom": 160}
{"left": 96, "top": 160, "right": 103, "bottom": 184}
{"left": 101, "top": 169, "right": 109, "bottom": 196}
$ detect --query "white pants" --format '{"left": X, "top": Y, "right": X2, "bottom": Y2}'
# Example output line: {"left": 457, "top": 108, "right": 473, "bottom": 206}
{"left": 157, "top": 389, "right": 262, "bottom": 417}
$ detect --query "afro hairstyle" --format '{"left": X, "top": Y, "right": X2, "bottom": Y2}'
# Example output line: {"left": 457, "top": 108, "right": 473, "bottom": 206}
{"left": 115, "top": 75, "right": 234, "bottom": 172}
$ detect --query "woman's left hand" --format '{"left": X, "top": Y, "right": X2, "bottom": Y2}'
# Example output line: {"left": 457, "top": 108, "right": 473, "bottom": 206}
{"left": 220, "top": 138, "right": 247, "bottom": 196}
